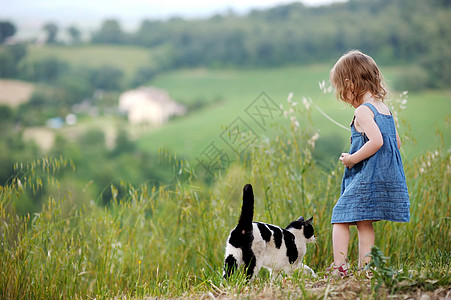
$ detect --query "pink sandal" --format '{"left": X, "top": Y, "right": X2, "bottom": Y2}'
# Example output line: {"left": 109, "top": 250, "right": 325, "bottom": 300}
{"left": 325, "top": 261, "right": 353, "bottom": 278}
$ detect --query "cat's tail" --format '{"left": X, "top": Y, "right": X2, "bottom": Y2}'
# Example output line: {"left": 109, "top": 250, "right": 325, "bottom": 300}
{"left": 237, "top": 184, "right": 254, "bottom": 231}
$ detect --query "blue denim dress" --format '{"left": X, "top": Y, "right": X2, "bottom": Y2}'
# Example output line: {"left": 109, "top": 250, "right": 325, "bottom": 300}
{"left": 331, "top": 103, "right": 410, "bottom": 224}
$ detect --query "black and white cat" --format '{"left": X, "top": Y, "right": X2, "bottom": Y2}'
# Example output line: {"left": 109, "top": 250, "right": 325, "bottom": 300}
{"left": 223, "top": 184, "right": 315, "bottom": 281}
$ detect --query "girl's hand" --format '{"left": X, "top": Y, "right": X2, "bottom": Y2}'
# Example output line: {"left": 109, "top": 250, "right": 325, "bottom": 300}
{"left": 340, "top": 105, "right": 384, "bottom": 169}
{"left": 340, "top": 153, "right": 355, "bottom": 168}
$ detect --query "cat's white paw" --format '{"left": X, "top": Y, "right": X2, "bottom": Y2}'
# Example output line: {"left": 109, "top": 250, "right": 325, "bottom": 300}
{"left": 303, "top": 265, "right": 317, "bottom": 278}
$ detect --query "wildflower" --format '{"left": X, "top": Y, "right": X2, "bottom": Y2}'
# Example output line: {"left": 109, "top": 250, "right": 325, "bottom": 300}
{"left": 302, "top": 97, "right": 311, "bottom": 110}
{"left": 308, "top": 132, "right": 320, "bottom": 149}
{"left": 112, "top": 242, "right": 122, "bottom": 249}
{"left": 283, "top": 109, "right": 289, "bottom": 118}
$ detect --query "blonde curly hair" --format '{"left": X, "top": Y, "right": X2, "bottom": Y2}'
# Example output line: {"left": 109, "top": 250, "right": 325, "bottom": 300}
{"left": 330, "top": 50, "right": 388, "bottom": 107}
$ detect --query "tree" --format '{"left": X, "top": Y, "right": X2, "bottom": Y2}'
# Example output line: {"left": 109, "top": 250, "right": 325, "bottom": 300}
{"left": 0, "top": 50, "right": 15, "bottom": 77}
{"left": 56, "top": 72, "right": 91, "bottom": 105}
{"left": 0, "top": 44, "right": 26, "bottom": 78}
{"left": 67, "top": 25, "right": 81, "bottom": 44}
{"left": 91, "top": 19, "right": 125, "bottom": 44}
{"left": 90, "top": 66, "right": 124, "bottom": 90}
{"left": 0, "top": 21, "right": 16, "bottom": 43}
{"left": 25, "top": 57, "right": 69, "bottom": 82}
{"left": 0, "top": 105, "right": 13, "bottom": 127}
{"left": 111, "top": 128, "right": 135, "bottom": 156}
{"left": 420, "top": 46, "right": 451, "bottom": 88}
{"left": 43, "top": 22, "right": 59, "bottom": 44}
{"left": 8, "top": 43, "right": 27, "bottom": 62}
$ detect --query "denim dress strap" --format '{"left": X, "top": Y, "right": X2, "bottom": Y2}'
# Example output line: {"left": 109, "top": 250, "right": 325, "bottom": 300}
{"left": 361, "top": 103, "right": 379, "bottom": 115}
{"left": 351, "top": 103, "right": 377, "bottom": 128}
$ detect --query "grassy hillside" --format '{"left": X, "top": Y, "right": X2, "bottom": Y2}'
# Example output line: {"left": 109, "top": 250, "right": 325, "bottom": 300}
{"left": 16, "top": 44, "right": 451, "bottom": 165}
{"left": 24, "top": 44, "right": 156, "bottom": 80}
{"left": 138, "top": 65, "right": 332, "bottom": 157}
{"left": 2, "top": 46, "right": 450, "bottom": 300}
{"left": 1, "top": 124, "right": 449, "bottom": 298}
{"left": 137, "top": 65, "right": 451, "bottom": 165}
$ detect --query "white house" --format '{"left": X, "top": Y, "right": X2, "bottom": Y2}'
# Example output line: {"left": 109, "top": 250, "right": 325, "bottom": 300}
{"left": 119, "top": 87, "right": 186, "bottom": 126}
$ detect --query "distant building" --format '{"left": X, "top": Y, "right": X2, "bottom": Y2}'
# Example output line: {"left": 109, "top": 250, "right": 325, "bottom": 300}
{"left": 46, "top": 117, "right": 64, "bottom": 129}
{"left": 119, "top": 87, "right": 186, "bottom": 126}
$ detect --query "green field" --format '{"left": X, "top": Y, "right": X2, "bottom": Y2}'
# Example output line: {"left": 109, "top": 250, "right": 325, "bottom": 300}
{"left": 22, "top": 45, "right": 450, "bottom": 165}
{"left": 24, "top": 44, "right": 157, "bottom": 80}
{"left": 138, "top": 65, "right": 451, "bottom": 165}
{"left": 2, "top": 46, "right": 450, "bottom": 299}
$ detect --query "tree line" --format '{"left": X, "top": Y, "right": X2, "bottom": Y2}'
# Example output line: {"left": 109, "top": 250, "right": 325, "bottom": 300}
{"left": 3, "top": 0, "right": 451, "bottom": 89}
{"left": 2, "top": 0, "right": 451, "bottom": 90}
{"left": 88, "top": 0, "right": 450, "bottom": 89}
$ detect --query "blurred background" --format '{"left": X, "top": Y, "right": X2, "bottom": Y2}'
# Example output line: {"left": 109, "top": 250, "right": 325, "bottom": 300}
{"left": 0, "top": 0, "right": 450, "bottom": 213}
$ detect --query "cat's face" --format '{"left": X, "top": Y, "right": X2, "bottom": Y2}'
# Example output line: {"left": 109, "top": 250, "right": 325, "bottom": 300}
{"left": 286, "top": 216, "right": 315, "bottom": 242}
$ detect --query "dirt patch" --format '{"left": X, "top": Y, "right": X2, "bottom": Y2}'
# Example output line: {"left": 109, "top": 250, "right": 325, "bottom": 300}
{"left": 0, "top": 79, "right": 34, "bottom": 107}
{"left": 23, "top": 127, "right": 55, "bottom": 152}
{"left": 191, "top": 277, "right": 451, "bottom": 300}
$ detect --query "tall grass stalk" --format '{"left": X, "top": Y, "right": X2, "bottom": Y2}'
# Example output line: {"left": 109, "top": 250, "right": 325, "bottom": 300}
{"left": 0, "top": 95, "right": 449, "bottom": 298}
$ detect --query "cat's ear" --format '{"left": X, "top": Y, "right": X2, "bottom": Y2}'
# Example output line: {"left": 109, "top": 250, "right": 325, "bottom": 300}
{"left": 306, "top": 217, "right": 313, "bottom": 224}
{"left": 297, "top": 216, "right": 304, "bottom": 222}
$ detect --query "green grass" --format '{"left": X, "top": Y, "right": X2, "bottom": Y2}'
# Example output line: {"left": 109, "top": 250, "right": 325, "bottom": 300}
{"left": 137, "top": 65, "right": 451, "bottom": 164}
{"left": 3, "top": 45, "right": 450, "bottom": 299}
{"left": 24, "top": 44, "right": 157, "bottom": 80}
{"left": 1, "top": 103, "right": 450, "bottom": 298}
{"left": 20, "top": 44, "right": 451, "bottom": 162}
{"left": 137, "top": 65, "right": 336, "bottom": 159}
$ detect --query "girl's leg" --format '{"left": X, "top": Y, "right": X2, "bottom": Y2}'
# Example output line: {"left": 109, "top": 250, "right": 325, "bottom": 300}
{"left": 356, "top": 220, "right": 375, "bottom": 268}
{"left": 332, "top": 223, "right": 350, "bottom": 266}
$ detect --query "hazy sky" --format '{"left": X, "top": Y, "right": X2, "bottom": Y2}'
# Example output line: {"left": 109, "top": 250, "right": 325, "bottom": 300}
{"left": 1, "top": 0, "right": 344, "bottom": 31}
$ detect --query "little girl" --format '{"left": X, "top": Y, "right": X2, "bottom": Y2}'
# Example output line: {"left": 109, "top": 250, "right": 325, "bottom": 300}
{"left": 327, "top": 50, "right": 410, "bottom": 277}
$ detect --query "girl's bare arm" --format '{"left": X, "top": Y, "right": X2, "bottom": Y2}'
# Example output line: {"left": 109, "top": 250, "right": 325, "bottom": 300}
{"left": 340, "top": 106, "right": 383, "bottom": 168}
